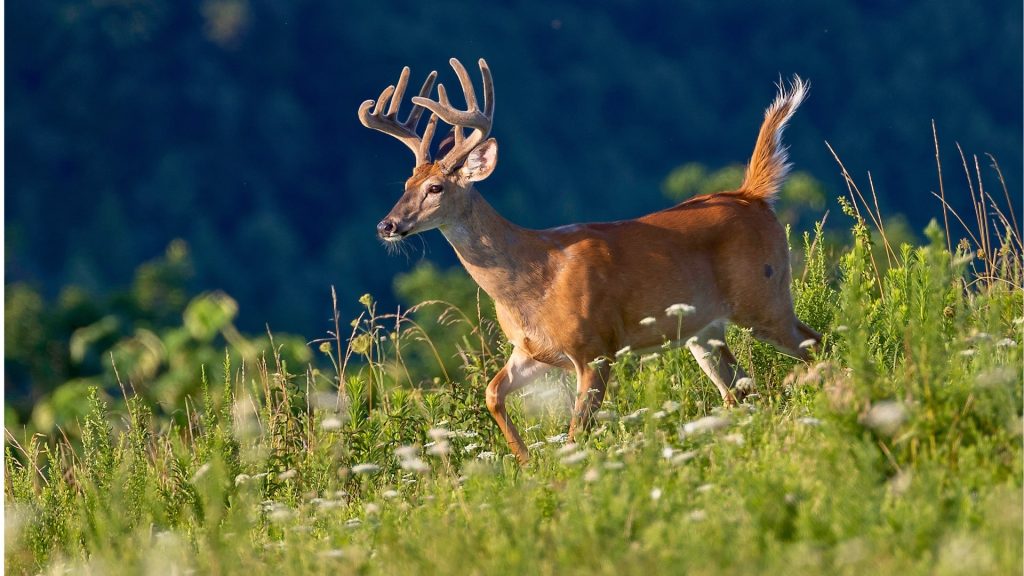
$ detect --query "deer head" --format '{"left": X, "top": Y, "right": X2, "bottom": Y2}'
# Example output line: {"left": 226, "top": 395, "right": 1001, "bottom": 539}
{"left": 358, "top": 58, "right": 497, "bottom": 242}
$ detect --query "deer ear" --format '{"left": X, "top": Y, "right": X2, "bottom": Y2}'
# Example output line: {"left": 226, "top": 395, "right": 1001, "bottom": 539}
{"left": 460, "top": 138, "right": 498, "bottom": 182}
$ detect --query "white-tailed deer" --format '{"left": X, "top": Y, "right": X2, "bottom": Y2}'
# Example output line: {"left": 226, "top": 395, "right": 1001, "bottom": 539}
{"left": 359, "top": 58, "right": 821, "bottom": 462}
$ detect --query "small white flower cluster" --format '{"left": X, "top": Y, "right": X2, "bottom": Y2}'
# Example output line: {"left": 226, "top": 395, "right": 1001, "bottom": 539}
{"left": 395, "top": 445, "right": 430, "bottom": 474}
{"left": 680, "top": 415, "right": 730, "bottom": 437}
{"left": 351, "top": 463, "right": 381, "bottom": 475}
{"left": 622, "top": 407, "right": 649, "bottom": 425}
{"left": 425, "top": 428, "right": 451, "bottom": 456}
{"left": 665, "top": 303, "right": 696, "bottom": 317}
{"left": 558, "top": 444, "right": 587, "bottom": 466}
{"left": 862, "top": 400, "right": 907, "bottom": 436}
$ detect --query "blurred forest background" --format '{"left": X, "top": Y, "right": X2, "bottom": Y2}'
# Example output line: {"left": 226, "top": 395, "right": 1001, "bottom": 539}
{"left": 5, "top": 1, "right": 1022, "bottom": 431}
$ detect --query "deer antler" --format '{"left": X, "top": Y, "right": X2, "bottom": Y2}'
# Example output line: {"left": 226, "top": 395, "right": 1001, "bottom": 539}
{"left": 358, "top": 66, "right": 439, "bottom": 166}
{"left": 411, "top": 58, "right": 494, "bottom": 174}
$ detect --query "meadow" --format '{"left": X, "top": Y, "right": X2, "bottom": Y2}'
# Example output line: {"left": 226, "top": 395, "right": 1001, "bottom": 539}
{"left": 5, "top": 177, "right": 1023, "bottom": 574}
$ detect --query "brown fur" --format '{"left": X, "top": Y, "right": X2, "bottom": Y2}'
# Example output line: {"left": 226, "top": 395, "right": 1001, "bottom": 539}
{"left": 371, "top": 74, "right": 819, "bottom": 462}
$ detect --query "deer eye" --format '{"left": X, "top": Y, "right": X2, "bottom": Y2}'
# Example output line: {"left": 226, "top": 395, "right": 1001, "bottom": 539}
{"left": 427, "top": 184, "right": 444, "bottom": 194}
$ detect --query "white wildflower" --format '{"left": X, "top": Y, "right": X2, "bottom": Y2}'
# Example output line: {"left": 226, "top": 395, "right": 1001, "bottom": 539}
{"left": 685, "top": 336, "right": 700, "bottom": 347}
{"left": 313, "top": 499, "right": 340, "bottom": 510}
{"left": 799, "top": 338, "right": 818, "bottom": 349}
{"left": 583, "top": 468, "right": 601, "bottom": 483}
{"left": 321, "top": 416, "right": 342, "bottom": 431}
{"left": 623, "top": 407, "right": 649, "bottom": 424}
{"left": 661, "top": 446, "right": 675, "bottom": 459}
{"left": 798, "top": 416, "right": 822, "bottom": 427}
{"left": 604, "top": 461, "right": 625, "bottom": 470}
{"left": 427, "top": 427, "right": 451, "bottom": 441}
{"left": 653, "top": 410, "right": 667, "bottom": 419}
{"left": 665, "top": 303, "right": 696, "bottom": 317}
{"left": 662, "top": 400, "right": 681, "bottom": 413}
{"left": 345, "top": 518, "right": 362, "bottom": 528}
{"left": 835, "top": 325, "right": 849, "bottom": 332}
{"left": 862, "top": 401, "right": 907, "bottom": 436}
{"left": 996, "top": 338, "right": 1017, "bottom": 348}
{"left": 400, "top": 458, "right": 430, "bottom": 474}
{"left": 615, "top": 346, "right": 632, "bottom": 358}
{"left": 640, "top": 353, "right": 661, "bottom": 364}
{"left": 696, "top": 483, "right": 714, "bottom": 493}
{"left": 671, "top": 450, "right": 698, "bottom": 465}
{"left": 277, "top": 469, "right": 297, "bottom": 481}
{"left": 267, "top": 505, "right": 294, "bottom": 523}
{"left": 381, "top": 489, "right": 399, "bottom": 500}
{"left": 364, "top": 503, "right": 380, "bottom": 516}
{"left": 395, "top": 445, "right": 419, "bottom": 460}
{"left": 959, "top": 349, "right": 976, "bottom": 357}
{"left": 560, "top": 450, "right": 587, "bottom": 466}
{"left": 888, "top": 471, "right": 912, "bottom": 496}
{"left": 723, "top": 433, "right": 745, "bottom": 445}
{"left": 639, "top": 316, "right": 658, "bottom": 327}
{"left": 191, "top": 463, "right": 212, "bottom": 483}
{"left": 527, "top": 441, "right": 545, "bottom": 450}
{"left": 546, "top": 433, "right": 569, "bottom": 444}
{"left": 688, "top": 509, "right": 707, "bottom": 521}
{"left": 234, "top": 473, "right": 251, "bottom": 486}
{"left": 476, "top": 451, "right": 497, "bottom": 461}
{"left": 351, "top": 463, "right": 381, "bottom": 475}
{"left": 681, "top": 415, "right": 730, "bottom": 436}
{"left": 426, "top": 440, "right": 451, "bottom": 456}
{"left": 462, "top": 443, "right": 482, "bottom": 454}
{"left": 556, "top": 443, "right": 579, "bottom": 456}
{"left": 594, "top": 409, "right": 618, "bottom": 421}
{"left": 650, "top": 487, "right": 663, "bottom": 501}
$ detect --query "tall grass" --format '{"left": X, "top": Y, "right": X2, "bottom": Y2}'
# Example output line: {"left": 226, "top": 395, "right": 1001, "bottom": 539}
{"left": 5, "top": 150, "right": 1022, "bottom": 575}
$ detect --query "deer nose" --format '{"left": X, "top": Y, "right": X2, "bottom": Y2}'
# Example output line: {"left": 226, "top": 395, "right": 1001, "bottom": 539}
{"left": 377, "top": 219, "right": 397, "bottom": 238}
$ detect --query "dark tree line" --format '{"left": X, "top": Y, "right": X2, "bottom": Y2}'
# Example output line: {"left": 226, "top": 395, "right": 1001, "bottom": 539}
{"left": 7, "top": 0, "right": 1022, "bottom": 340}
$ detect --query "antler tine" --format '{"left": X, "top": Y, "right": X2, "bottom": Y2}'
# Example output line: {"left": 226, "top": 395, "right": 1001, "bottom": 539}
{"left": 358, "top": 66, "right": 438, "bottom": 166}
{"left": 450, "top": 58, "right": 478, "bottom": 111}
{"left": 479, "top": 58, "right": 494, "bottom": 119}
{"left": 385, "top": 67, "right": 410, "bottom": 118}
{"left": 402, "top": 70, "right": 437, "bottom": 131}
{"left": 372, "top": 84, "right": 396, "bottom": 116}
{"left": 419, "top": 113, "right": 439, "bottom": 164}
{"left": 411, "top": 57, "right": 496, "bottom": 171}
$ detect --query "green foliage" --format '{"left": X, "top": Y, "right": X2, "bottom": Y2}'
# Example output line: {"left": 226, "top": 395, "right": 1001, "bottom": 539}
{"left": 5, "top": 216, "right": 1021, "bottom": 575}
{"left": 393, "top": 262, "right": 499, "bottom": 382}
{"left": 5, "top": 241, "right": 311, "bottom": 441}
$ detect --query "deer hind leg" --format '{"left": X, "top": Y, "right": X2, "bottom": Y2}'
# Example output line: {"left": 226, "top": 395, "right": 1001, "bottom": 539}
{"left": 567, "top": 359, "right": 611, "bottom": 443}
{"left": 486, "top": 348, "right": 555, "bottom": 463}
{"left": 687, "top": 321, "right": 751, "bottom": 405}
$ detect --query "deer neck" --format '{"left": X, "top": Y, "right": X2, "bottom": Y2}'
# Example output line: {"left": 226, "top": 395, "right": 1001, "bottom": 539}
{"left": 440, "top": 189, "right": 550, "bottom": 306}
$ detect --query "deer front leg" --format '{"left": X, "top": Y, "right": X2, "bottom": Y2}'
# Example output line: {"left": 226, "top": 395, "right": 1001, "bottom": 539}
{"left": 486, "top": 348, "right": 553, "bottom": 463}
{"left": 687, "top": 321, "right": 751, "bottom": 405}
{"left": 567, "top": 359, "right": 611, "bottom": 443}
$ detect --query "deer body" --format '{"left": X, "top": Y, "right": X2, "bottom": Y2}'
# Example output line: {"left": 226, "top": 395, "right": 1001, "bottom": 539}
{"left": 359, "top": 58, "right": 820, "bottom": 461}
